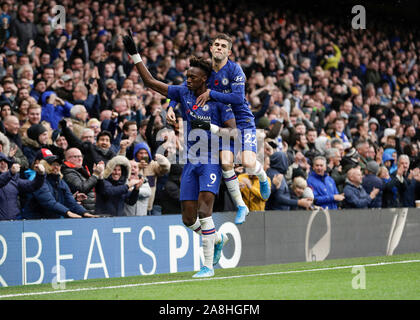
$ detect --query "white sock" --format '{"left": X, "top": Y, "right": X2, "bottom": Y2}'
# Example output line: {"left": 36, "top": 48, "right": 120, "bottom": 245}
{"left": 187, "top": 219, "right": 202, "bottom": 235}
{"left": 246, "top": 160, "right": 267, "bottom": 182}
{"left": 187, "top": 218, "right": 221, "bottom": 243}
{"left": 223, "top": 169, "right": 246, "bottom": 207}
{"left": 200, "top": 217, "right": 216, "bottom": 269}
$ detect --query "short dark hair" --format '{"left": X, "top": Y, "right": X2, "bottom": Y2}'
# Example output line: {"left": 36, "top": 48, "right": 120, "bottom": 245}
{"left": 189, "top": 56, "right": 212, "bottom": 79}
{"left": 122, "top": 120, "right": 137, "bottom": 132}
{"left": 97, "top": 130, "right": 112, "bottom": 141}
{"left": 212, "top": 33, "right": 233, "bottom": 50}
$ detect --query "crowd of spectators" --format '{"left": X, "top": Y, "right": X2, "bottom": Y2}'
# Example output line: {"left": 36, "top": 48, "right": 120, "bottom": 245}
{"left": 1, "top": 0, "right": 420, "bottom": 220}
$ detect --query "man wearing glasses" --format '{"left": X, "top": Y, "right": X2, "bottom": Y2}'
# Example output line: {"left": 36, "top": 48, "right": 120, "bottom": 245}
{"left": 61, "top": 147, "right": 105, "bottom": 214}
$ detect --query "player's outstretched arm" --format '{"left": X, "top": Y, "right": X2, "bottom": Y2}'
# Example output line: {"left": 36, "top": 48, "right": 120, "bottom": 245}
{"left": 123, "top": 30, "right": 168, "bottom": 97}
{"left": 191, "top": 118, "right": 237, "bottom": 140}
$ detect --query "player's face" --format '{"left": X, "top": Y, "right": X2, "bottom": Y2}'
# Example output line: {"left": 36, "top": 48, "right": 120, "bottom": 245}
{"left": 186, "top": 67, "right": 206, "bottom": 91}
{"left": 210, "top": 39, "right": 231, "bottom": 62}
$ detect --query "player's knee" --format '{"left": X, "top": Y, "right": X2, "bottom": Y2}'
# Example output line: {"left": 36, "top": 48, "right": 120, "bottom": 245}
{"left": 221, "top": 163, "right": 233, "bottom": 171}
{"left": 242, "top": 157, "right": 256, "bottom": 169}
{"left": 182, "top": 216, "right": 196, "bottom": 227}
{"left": 197, "top": 209, "right": 211, "bottom": 219}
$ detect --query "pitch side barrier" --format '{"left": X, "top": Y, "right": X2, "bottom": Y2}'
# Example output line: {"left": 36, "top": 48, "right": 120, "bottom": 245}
{"left": 0, "top": 208, "right": 419, "bottom": 287}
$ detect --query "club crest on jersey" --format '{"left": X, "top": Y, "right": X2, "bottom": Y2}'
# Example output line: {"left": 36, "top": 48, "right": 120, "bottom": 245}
{"left": 222, "top": 78, "right": 229, "bottom": 86}
{"left": 202, "top": 104, "right": 209, "bottom": 112}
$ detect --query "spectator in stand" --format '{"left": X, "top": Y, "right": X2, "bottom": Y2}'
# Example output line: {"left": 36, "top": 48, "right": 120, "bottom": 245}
{"left": 382, "top": 154, "right": 412, "bottom": 208}
{"left": 68, "top": 104, "right": 88, "bottom": 139}
{"left": 325, "top": 147, "right": 345, "bottom": 193}
{"left": 9, "top": 4, "right": 37, "bottom": 53}
{"left": 343, "top": 167, "right": 380, "bottom": 209}
{"left": 22, "top": 123, "right": 55, "bottom": 166}
{"left": 307, "top": 156, "right": 344, "bottom": 210}
{"left": 0, "top": 152, "right": 45, "bottom": 220}
{"left": 22, "top": 148, "right": 96, "bottom": 219}
{"left": 355, "top": 140, "right": 370, "bottom": 171}
{"left": 160, "top": 163, "right": 182, "bottom": 214}
{"left": 321, "top": 42, "right": 341, "bottom": 70}
{"left": 71, "top": 80, "right": 101, "bottom": 120}
{"left": 289, "top": 176, "right": 315, "bottom": 210}
{"left": 1, "top": 116, "right": 29, "bottom": 169}
{"left": 266, "top": 151, "right": 312, "bottom": 210}
{"left": 40, "top": 91, "right": 73, "bottom": 130}
{"left": 124, "top": 160, "right": 151, "bottom": 216}
{"left": 59, "top": 119, "right": 124, "bottom": 172}
{"left": 95, "top": 155, "right": 141, "bottom": 216}
{"left": 19, "top": 103, "right": 42, "bottom": 137}
{"left": 133, "top": 142, "right": 171, "bottom": 215}
{"left": 1, "top": 0, "right": 420, "bottom": 214}
{"left": 361, "top": 160, "right": 384, "bottom": 208}
{"left": 61, "top": 147, "right": 105, "bottom": 214}
{"left": 238, "top": 171, "right": 271, "bottom": 212}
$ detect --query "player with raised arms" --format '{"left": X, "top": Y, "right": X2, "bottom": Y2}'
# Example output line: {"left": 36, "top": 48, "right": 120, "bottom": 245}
{"left": 167, "top": 33, "right": 271, "bottom": 225}
{"left": 123, "top": 30, "right": 235, "bottom": 278}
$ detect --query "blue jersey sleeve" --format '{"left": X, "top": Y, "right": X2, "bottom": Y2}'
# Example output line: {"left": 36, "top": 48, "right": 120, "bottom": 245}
{"left": 168, "top": 81, "right": 187, "bottom": 108}
{"left": 167, "top": 85, "right": 183, "bottom": 103}
{"left": 218, "top": 103, "right": 235, "bottom": 125}
{"left": 210, "top": 64, "right": 246, "bottom": 105}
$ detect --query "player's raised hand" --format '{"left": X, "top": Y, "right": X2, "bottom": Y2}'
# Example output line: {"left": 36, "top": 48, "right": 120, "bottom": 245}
{"left": 122, "top": 29, "right": 138, "bottom": 56}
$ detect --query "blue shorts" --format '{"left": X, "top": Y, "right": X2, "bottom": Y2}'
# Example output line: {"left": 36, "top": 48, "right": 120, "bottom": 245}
{"left": 180, "top": 163, "right": 222, "bottom": 201}
{"left": 221, "top": 122, "right": 257, "bottom": 154}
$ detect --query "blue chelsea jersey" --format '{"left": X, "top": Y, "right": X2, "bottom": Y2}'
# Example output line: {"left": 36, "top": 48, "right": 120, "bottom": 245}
{"left": 207, "top": 59, "right": 254, "bottom": 127}
{"left": 168, "top": 85, "right": 234, "bottom": 163}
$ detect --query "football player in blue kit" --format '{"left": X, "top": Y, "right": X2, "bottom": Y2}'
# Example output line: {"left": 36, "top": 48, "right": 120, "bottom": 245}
{"left": 187, "top": 33, "right": 271, "bottom": 225}
{"left": 123, "top": 30, "right": 234, "bottom": 278}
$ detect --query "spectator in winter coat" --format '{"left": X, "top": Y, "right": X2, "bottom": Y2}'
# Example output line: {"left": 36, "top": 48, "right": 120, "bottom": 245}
{"left": 0, "top": 152, "right": 45, "bottom": 220}
{"left": 382, "top": 148, "right": 398, "bottom": 175}
{"left": 343, "top": 167, "right": 380, "bottom": 209}
{"left": 133, "top": 142, "right": 171, "bottom": 214}
{"left": 61, "top": 147, "right": 105, "bottom": 214}
{"left": 95, "top": 155, "right": 142, "bottom": 216}
{"left": 124, "top": 160, "right": 151, "bottom": 216}
{"left": 2, "top": 116, "right": 29, "bottom": 169}
{"left": 22, "top": 149, "right": 95, "bottom": 219}
{"left": 362, "top": 160, "right": 384, "bottom": 208}
{"left": 40, "top": 91, "right": 73, "bottom": 130}
{"left": 307, "top": 156, "right": 344, "bottom": 209}
{"left": 266, "top": 151, "right": 312, "bottom": 210}
{"left": 289, "top": 176, "right": 315, "bottom": 210}
{"left": 238, "top": 171, "right": 271, "bottom": 212}
{"left": 22, "top": 122, "right": 65, "bottom": 166}
{"left": 59, "top": 119, "right": 121, "bottom": 173}
{"left": 160, "top": 163, "right": 182, "bottom": 214}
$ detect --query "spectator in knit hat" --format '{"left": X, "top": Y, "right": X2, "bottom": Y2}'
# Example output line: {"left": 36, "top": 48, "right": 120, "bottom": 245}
{"left": 133, "top": 142, "right": 171, "bottom": 215}
{"left": 22, "top": 123, "right": 48, "bottom": 165}
{"left": 22, "top": 148, "right": 96, "bottom": 219}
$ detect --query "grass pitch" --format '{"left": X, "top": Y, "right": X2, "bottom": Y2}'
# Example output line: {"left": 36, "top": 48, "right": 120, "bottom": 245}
{"left": 1, "top": 253, "right": 420, "bottom": 300}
